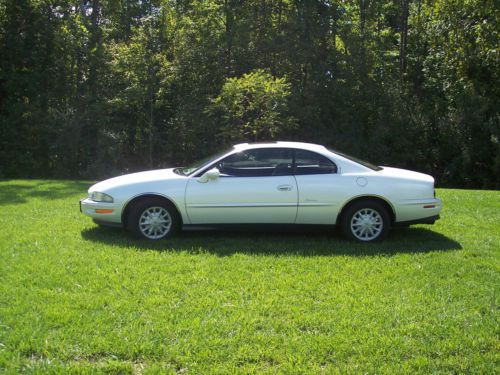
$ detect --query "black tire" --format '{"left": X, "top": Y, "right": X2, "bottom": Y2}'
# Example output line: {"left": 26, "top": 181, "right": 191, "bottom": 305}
{"left": 340, "top": 200, "right": 391, "bottom": 242}
{"left": 127, "top": 198, "right": 180, "bottom": 240}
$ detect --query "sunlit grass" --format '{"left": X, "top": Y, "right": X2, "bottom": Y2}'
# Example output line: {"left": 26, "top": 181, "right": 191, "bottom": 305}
{"left": 0, "top": 180, "right": 498, "bottom": 373}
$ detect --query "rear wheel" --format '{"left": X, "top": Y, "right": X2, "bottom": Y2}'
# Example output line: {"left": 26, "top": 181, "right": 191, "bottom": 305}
{"left": 341, "top": 200, "right": 391, "bottom": 242}
{"left": 127, "top": 198, "right": 180, "bottom": 240}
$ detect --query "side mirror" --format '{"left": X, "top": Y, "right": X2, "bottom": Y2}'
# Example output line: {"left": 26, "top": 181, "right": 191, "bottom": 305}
{"left": 197, "top": 168, "right": 220, "bottom": 183}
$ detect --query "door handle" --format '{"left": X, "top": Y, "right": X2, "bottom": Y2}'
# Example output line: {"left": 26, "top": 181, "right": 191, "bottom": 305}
{"left": 277, "top": 185, "right": 293, "bottom": 191}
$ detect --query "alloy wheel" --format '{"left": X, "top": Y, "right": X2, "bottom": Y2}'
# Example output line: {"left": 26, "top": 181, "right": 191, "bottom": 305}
{"left": 138, "top": 206, "right": 172, "bottom": 239}
{"left": 350, "top": 208, "right": 384, "bottom": 241}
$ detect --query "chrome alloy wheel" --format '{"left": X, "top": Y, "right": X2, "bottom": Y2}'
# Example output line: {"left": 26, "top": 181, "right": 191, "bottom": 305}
{"left": 138, "top": 206, "right": 172, "bottom": 239}
{"left": 350, "top": 208, "right": 383, "bottom": 241}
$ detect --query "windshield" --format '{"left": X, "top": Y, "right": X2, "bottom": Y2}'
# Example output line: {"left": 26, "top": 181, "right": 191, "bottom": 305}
{"left": 174, "top": 147, "right": 234, "bottom": 176}
{"left": 329, "top": 148, "right": 383, "bottom": 171}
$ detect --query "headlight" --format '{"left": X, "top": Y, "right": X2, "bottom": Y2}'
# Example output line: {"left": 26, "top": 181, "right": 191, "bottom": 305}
{"left": 89, "top": 191, "right": 114, "bottom": 203}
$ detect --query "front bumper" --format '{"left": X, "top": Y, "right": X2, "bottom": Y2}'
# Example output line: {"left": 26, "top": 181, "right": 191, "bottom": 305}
{"left": 80, "top": 198, "right": 122, "bottom": 225}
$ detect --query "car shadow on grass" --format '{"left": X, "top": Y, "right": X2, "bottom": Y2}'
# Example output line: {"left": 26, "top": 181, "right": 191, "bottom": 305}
{"left": 81, "top": 225, "right": 462, "bottom": 257}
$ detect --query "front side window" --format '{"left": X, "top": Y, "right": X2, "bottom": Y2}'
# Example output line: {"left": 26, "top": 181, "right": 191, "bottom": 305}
{"left": 217, "top": 148, "right": 293, "bottom": 177}
{"left": 295, "top": 149, "right": 337, "bottom": 175}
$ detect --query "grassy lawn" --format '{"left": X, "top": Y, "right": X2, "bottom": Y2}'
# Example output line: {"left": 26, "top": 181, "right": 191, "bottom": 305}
{"left": 0, "top": 180, "right": 498, "bottom": 373}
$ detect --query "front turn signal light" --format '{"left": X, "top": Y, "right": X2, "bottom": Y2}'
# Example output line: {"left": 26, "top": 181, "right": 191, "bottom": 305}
{"left": 95, "top": 209, "right": 114, "bottom": 214}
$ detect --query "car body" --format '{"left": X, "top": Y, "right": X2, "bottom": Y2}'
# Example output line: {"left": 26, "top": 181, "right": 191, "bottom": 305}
{"left": 80, "top": 141, "right": 442, "bottom": 242}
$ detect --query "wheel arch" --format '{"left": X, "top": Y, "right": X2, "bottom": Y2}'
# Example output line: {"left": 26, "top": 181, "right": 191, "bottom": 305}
{"left": 121, "top": 193, "right": 183, "bottom": 227}
{"left": 336, "top": 195, "right": 396, "bottom": 226}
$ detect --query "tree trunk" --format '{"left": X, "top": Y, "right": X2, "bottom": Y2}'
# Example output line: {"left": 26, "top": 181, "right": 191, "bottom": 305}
{"left": 224, "top": 0, "right": 233, "bottom": 75}
{"left": 399, "top": 0, "right": 409, "bottom": 81}
{"left": 88, "top": 0, "right": 101, "bottom": 97}
{"left": 359, "top": 0, "right": 368, "bottom": 76}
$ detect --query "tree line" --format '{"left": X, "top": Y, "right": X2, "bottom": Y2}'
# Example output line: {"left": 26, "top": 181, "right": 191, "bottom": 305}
{"left": 0, "top": 0, "right": 498, "bottom": 188}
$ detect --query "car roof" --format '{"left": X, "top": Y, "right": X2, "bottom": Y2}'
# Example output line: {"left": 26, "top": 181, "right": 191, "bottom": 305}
{"left": 233, "top": 141, "right": 328, "bottom": 153}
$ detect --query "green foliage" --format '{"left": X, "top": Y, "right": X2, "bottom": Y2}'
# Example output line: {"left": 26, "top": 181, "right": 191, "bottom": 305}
{"left": 404, "top": 0, "right": 500, "bottom": 188}
{"left": 0, "top": 0, "right": 498, "bottom": 187}
{"left": 208, "top": 70, "right": 296, "bottom": 142}
{"left": 0, "top": 181, "right": 498, "bottom": 372}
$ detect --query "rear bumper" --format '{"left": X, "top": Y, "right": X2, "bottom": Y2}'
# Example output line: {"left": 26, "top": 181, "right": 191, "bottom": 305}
{"left": 395, "top": 215, "right": 440, "bottom": 227}
{"left": 395, "top": 198, "right": 442, "bottom": 223}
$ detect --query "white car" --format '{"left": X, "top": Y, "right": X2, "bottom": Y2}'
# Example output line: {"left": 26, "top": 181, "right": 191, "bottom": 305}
{"left": 80, "top": 142, "right": 442, "bottom": 242}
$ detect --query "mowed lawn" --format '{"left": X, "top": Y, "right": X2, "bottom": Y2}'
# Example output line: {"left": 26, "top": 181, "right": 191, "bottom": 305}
{"left": 0, "top": 180, "right": 498, "bottom": 374}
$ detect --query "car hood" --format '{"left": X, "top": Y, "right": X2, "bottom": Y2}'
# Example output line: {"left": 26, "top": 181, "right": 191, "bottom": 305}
{"left": 89, "top": 168, "right": 183, "bottom": 193}
{"left": 379, "top": 167, "right": 434, "bottom": 183}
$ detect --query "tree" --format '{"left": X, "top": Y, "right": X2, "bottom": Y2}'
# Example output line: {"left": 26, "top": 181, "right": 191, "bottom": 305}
{"left": 207, "top": 70, "right": 296, "bottom": 143}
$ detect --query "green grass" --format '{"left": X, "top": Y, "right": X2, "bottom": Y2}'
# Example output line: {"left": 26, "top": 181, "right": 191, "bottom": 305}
{"left": 0, "top": 180, "right": 498, "bottom": 374}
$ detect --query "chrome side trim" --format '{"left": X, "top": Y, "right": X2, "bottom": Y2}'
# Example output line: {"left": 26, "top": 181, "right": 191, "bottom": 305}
{"left": 187, "top": 203, "right": 298, "bottom": 208}
{"left": 187, "top": 202, "right": 336, "bottom": 208}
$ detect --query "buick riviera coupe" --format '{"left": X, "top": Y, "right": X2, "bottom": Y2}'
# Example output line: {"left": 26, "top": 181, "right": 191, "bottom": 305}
{"left": 80, "top": 142, "right": 442, "bottom": 242}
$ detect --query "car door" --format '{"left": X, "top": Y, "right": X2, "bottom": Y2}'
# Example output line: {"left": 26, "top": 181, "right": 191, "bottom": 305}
{"left": 185, "top": 148, "right": 298, "bottom": 224}
{"left": 293, "top": 149, "right": 343, "bottom": 224}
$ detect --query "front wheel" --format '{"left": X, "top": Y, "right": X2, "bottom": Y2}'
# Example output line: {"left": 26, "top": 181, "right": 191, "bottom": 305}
{"left": 127, "top": 198, "right": 180, "bottom": 240}
{"left": 341, "top": 200, "right": 391, "bottom": 242}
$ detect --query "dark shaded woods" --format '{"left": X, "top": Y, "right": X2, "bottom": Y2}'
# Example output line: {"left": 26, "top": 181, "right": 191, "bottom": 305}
{"left": 0, "top": 1, "right": 498, "bottom": 188}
